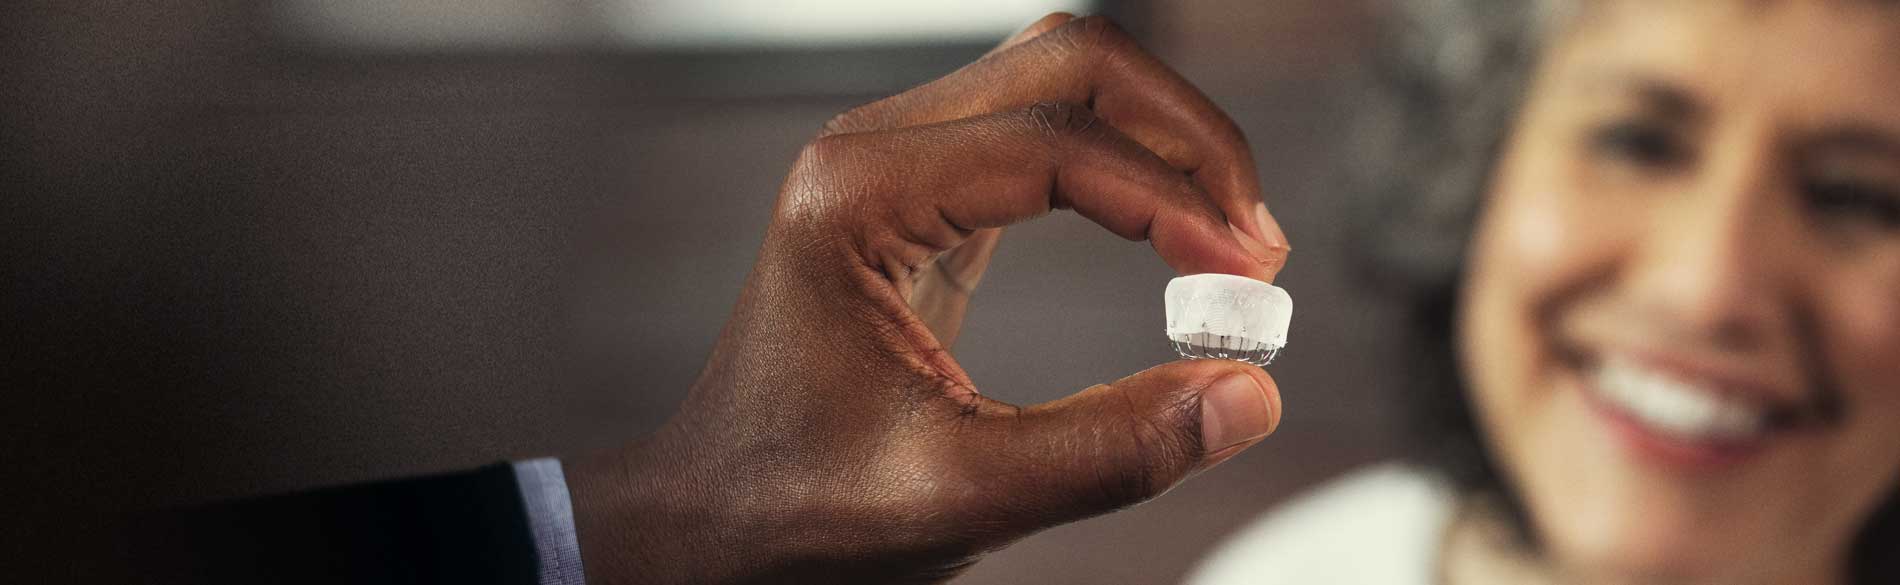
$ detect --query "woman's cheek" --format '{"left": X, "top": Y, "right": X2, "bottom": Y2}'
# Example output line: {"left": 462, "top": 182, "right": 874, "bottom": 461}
{"left": 1462, "top": 143, "right": 1630, "bottom": 455}
{"left": 1460, "top": 179, "right": 1597, "bottom": 438}
{"left": 1487, "top": 148, "right": 1630, "bottom": 327}
{"left": 1498, "top": 190, "right": 1582, "bottom": 276}
{"left": 1488, "top": 129, "right": 1632, "bottom": 309}
{"left": 1826, "top": 263, "right": 1900, "bottom": 407}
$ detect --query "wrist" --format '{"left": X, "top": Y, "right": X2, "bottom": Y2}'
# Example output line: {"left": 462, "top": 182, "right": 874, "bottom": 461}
{"left": 565, "top": 431, "right": 748, "bottom": 585}
{"left": 562, "top": 424, "right": 980, "bottom": 585}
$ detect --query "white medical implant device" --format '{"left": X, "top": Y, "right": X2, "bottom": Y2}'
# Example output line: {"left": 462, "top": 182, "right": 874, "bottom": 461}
{"left": 1164, "top": 274, "right": 1292, "bottom": 366}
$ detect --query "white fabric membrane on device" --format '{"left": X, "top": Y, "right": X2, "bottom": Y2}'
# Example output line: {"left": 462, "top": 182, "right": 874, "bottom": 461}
{"left": 1164, "top": 273, "right": 1292, "bottom": 366}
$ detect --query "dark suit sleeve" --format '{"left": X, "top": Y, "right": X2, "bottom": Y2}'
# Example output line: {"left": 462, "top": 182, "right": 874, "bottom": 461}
{"left": 148, "top": 463, "right": 543, "bottom": 585}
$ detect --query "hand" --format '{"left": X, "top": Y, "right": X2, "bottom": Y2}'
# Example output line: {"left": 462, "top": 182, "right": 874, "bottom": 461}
{"left": 566, "top": 13, "right": 1293, "bottom": 584}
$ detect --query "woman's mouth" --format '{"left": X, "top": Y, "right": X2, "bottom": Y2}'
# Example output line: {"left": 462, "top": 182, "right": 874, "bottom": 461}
{"left": 1576, "top": 353, "right": 1818, "bottom": 469}
{"left": 1591, "top": 355, "right": 1767, "bottom": 443}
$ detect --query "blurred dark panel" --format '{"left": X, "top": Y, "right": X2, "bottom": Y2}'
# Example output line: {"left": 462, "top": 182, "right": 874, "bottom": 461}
{"left": 5, "top": 1, "right": 1397, "bottom": 583}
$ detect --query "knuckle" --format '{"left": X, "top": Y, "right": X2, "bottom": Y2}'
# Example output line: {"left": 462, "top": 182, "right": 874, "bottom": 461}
{"left": 1090, "top": 386, "right": 1197, "bottom": 509}
{"left": 1198, "top": 118, "right": 1256, "bottom": 177}
{"left": 1214, "top": 115, "right": 1252, "bottom": 153}
{"left": 1024, "top": 101, "right": 1099, "bottom": 141}
{"left": 790, "top": 134, "right": 843, "bottom": 178}
{"left": 819, "top": 110, "right": 860, "bottom": 137}
{"left": 781, "top": 135, "right": 858, "bottom": 224}
{"left": 820, "top": 104, "right": 877, "bottom": 138}
{"left": 1067, "top": 15, "right": 1136, "bottom": 60}
{"left": 1095, "top": 437, "right": 1165, "bottom": 509}
{"left": 821, "top": 94, "right": 910, "bottom": 137}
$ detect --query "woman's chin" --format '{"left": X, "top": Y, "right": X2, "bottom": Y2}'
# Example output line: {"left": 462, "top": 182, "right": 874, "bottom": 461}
{"left": 1546, "top": 512, "right": 1736, "bottom": 584}
{"left": 1522, "top": 376, "right": 1773, "bottom": 583}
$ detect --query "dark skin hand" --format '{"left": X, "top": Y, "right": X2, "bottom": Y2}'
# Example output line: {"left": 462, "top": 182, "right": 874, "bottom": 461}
{"left": 564, "top": 13, "right": 1294, "bottom": 584}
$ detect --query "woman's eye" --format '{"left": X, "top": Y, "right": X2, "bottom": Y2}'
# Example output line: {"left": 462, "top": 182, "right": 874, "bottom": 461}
{"left": 1589, "top": 121, "right": 1688, "bottom": 170}
{"left": 1803, "top": 175, "right": 1900, "bottom": 230}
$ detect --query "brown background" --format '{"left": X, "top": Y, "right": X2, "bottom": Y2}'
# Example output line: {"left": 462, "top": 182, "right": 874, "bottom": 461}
{"left": 4, "top": 1, "right": 1415, "bottom": 582}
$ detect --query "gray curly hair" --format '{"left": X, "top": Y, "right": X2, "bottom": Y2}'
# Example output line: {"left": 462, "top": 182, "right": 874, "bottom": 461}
{"left": 1349, "top": 0, "right": 1559, "bottom": 294}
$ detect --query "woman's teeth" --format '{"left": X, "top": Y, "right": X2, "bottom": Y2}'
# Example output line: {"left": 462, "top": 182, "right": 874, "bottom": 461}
{"left": 1593, "top": 357, "right": 1767, "bottom": 442}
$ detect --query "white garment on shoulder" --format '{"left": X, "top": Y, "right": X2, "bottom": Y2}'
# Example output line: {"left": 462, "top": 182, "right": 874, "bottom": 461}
{"left": 1185, "top": 463, "right": 1454, "bottom": 585}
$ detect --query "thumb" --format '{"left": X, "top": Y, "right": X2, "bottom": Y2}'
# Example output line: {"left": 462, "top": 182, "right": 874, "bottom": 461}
{"left": 972, "top": 360, "right": 1282, "bottom": 528}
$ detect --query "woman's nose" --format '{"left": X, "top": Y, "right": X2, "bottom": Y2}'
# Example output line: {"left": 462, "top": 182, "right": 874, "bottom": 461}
{"left": 1623, "top": 140, "right": 1790, "bottom": 347}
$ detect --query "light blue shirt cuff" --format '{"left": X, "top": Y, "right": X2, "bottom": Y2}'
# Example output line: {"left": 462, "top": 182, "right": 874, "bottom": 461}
{"left": 512, "top": 457, "right": 586, "bottom": 585}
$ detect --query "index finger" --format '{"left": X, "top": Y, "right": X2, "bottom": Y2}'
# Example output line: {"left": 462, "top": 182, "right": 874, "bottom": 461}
{"left": 825, "top": 16, "right": 1290, "bottom": 278}
{"left": 803, "top": 103, "right": 1278, "bottom": 285}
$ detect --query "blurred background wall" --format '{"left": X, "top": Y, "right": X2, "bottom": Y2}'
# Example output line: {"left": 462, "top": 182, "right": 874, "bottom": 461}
{"left": 5, "top": 1, "right": 1412, "bottom": 582}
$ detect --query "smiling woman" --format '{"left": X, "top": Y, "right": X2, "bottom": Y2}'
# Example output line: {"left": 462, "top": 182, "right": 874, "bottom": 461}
{"left": 24, "top": 1, "right": 1899, "bottom": 582}
{"left": 1192, "top": 1, "right": 1900, "bottom": 584}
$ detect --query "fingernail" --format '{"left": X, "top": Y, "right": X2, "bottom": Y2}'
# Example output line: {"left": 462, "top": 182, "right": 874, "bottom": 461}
{"left": 1253, "top": 202, "right": 1289, "bottom": 251}
{"left": 1200, "top": 373, "right": 1273, "bottom": 453}
{"left": 1229, "top": 222, "right": 1276, "bottom": 266}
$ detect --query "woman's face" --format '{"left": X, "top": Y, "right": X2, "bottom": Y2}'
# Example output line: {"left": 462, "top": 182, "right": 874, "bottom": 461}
{"left": 1462, "top": 0, "right": 1900, "bottom": 582}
